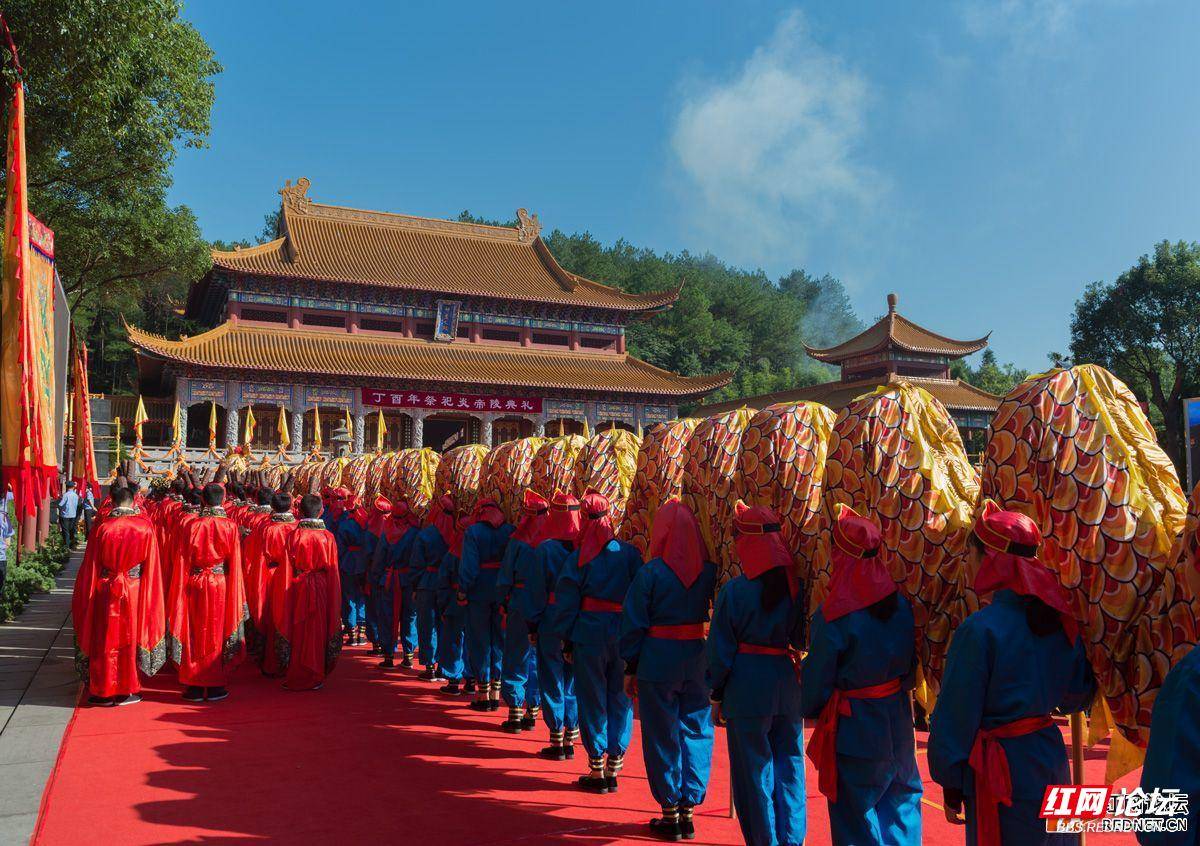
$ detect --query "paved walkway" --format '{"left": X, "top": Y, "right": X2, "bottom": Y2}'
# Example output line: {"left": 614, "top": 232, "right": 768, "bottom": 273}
{"left": 0, "top": 549, "right": 82, "bottom": 845}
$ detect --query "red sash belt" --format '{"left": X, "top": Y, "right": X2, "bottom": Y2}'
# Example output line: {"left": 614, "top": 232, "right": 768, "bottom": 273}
{"left": 481, "top": 561, "right": 501, "bottom": 571}
{"left": 736, "top": 643, "right": 788, "bottom": 655}
{"left": 348, "top": 546, "right": 364, "bottom": 552}
{"left": 512, "top": 581, "right": 526, "bottom": 590}
{"left": 969, "top": 715, "right": 1055, "bottom": 846}
{"left": 648, "top": 623, "right": 705, "bottom": 640}
{"left": 807, "top": 677, "right": 903, "bottom": 802}
{"left": 547, "top": 592, "right": 556, "bottom": 605}
{"left": 424, "top": 566, "right": 439, "bottom": 573}
{"left": 582, "top": 597, "right": 623, "bottom": 613}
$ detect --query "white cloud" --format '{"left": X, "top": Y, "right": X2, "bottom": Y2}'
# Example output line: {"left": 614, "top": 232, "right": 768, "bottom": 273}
{"left": 669, "top": 11, "right": 881, "bottom": 269}
{"left": 960, "top": 0, "right": 1084, "bottom": 43}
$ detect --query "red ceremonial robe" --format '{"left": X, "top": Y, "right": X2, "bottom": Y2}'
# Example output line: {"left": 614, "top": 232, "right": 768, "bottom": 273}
{"left": 282, "top": 520, "right": 342, "bottom": 690}
{"left": 251, "top": 514, "right": 297, "bottom": 675}
{"left": 167, "top": 507, "right": 248, "bottom": 686}
{"left": 71, "top": 507, "right": 167, "bottom": 697}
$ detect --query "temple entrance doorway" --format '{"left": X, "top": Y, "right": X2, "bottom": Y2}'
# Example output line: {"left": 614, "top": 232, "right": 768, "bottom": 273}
{"left": 425, "top": 414, "right": 481, "bottom": 452}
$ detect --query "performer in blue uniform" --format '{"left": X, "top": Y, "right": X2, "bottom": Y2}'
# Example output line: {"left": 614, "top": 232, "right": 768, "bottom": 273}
{"left": 929, "top": 500, "right": 1095, "bottom": 846}
{"left": 553, "top": 491, "right": 643, "bottom": 793}
{"left": 334, "top": 491, "right": 370, "bottom": 646}
{"left": 362, "top": 496, "right": 393, "bottom": 653}
{"left": 707, "top": 501, "right": 806, "bottom": 846}
{"left": 496, "top": 490, "right": 547, "bottom": 732}
{"left": 801, "top": 504, "right": 921, "bottom": 846}
{"left": 1139, "top": 642, "right": 1200, "bottom": 846}
{"left": 408, "top": 494, "right": 456, "bottom": 680}
{"left": 391, "top": 499, "right": 421, "bottom": 668}
{"left": 459, "top": 498, "right": 513, "bottom": 711}
{"left": 526, "top": 491, "right": 581, "bottom": 760}
{"left": 370, "top": 499, "right": 420, "bottom": 669}
{"left": 620, "top": 498, "right": 716, "bottom": 841}
{"left": 436, "top": 513, "right": 471, "bottom": 696}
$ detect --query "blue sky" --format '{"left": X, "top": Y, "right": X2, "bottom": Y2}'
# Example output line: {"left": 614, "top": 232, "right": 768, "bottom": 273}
{"left": 169, "top": 0, "right": 1200, "bottom": 370}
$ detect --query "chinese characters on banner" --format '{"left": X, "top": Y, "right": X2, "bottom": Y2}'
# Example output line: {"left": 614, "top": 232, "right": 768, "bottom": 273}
{"left": 362, "top": 388, "right": 543, "bottom": 415}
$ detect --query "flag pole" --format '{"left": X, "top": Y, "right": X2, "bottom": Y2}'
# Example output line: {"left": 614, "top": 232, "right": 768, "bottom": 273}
{"left": 1071, "top": 711, "right": 1086, "bottom": 845}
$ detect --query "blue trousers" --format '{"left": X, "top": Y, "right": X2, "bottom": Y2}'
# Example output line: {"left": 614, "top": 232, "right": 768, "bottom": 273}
{"left": 465, "top": 600, "right": 502, "bottom": 684}
{"left": 573, "top": 641, "right": 633, "bottom": 759}
{"left": 438, "top": 601, "right": 467, "bottom": 681}
{"left": 536, "top": 632, "right": 577, "bottom": 733}
{"left": 413, "top": 589, "right": 439, "bottom": 667}
{"left": 397, "top": 583, "right": 418, "bottom": 656}
{"left": 363, "top": 584, "right": 379, "bottom": 644}
{"left": 639, "top": 677, "right": 714, "bottom": 809}
{"left": 340, "top": 572, "right": 366, "bottom": 629}
{"left": 501, "top": 609, "right": 539, "bottom": 709}
{"left": 827, "top": 754, "right": 923, "bottom": 845}
{"left": 727, "top": 715, "right": 806, "bottom": 846}
{"left": 372, "top": 580, "right": 395, "bottom": 655}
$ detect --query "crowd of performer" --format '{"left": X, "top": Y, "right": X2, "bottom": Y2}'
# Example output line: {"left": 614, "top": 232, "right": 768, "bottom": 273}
{"left": 68, "top": 461, "right": 1200, "bottom": 846}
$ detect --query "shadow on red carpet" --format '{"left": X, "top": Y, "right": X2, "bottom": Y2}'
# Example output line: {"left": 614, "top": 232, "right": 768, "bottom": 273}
{"left": 32, "top": 644, "right": 1139, "bottom": 845}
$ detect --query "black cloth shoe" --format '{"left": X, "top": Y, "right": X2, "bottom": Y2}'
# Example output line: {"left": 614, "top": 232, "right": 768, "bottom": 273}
{"left": 521, "top": 713, "right": 538, "bottom": 731}
{"left": 563, "top": 743, "right": 575, "bottom": 759}
{"left": 678, "top": 815, "right": 695, "bottom": 840}
{"left": 500, "top": 717, "right": 525, "bottom": 733}
{"left": 605, "top": 775, "right": 619, "bottom": 793}
{"left": 113, "top": 694, "right": 143, "bottom": 706}
{"left": 400, "top": 653, "right": 414, "bottom": 668}
{"left": 205, "top": 687, "right": 229, "bottom": 702}
{"left": 487, "top": 699, "right": 500, "bottom": 711}
{"left": 439, "top": 681, "right": 463, "bottom": 696}
{"left": 648, "top": 818, "right": 682, "bottom": 842}
{"left": 576, "top": 774, "right": 610, "bottom": 794}
{"left": 87, "top": 695, "right": 113, "bottom": 706}
{"left": 378, "top": 655, "right": 395, "bottom": 668}
{"left": 462, "top": 679, "right": 477, "bottom": 695}
{"left": 418, "top": 665, "right": 439, "bottom": 681}
{"left": 468, "top": 698, "right": 491, "bottom": 711}
{"left": 537, "top": 744, "right": 567, "bottom": 761}
{"left": 182, "top": 686, "right": 204, "bottom": 702}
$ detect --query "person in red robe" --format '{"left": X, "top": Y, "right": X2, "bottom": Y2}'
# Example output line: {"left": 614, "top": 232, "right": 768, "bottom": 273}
{"left": 248, "top": 490, "right": 298, "bottom": 676}
{"left": 281, "top": 494, "right": 343, "bottom": 691}
{"left": 72, "top": 486, "right": 167, "bottom": 705}
{"left": 167, "top": 482, "right": 248, "bottom": 702}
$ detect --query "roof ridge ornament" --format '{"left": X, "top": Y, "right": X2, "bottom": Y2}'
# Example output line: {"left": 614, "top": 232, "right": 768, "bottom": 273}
{"left": 516, "top": 208, "right": 541, "bottom": 242}
{"left": 280, "top": 177, "right": 312, "bottom": 211}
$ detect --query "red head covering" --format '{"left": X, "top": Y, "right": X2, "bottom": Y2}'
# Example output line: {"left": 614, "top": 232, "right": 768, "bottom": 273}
{"left": 327, "top": 487, "right": 348, "bottom": 520}
{"left": 368, "top": 496, "right": 392, "bottom": 536}
{"left": 649, "top": 498, "right": 705, "bottom": 588}
{"left": 382, "top": 499, "right": 416, "bottom": 543}
{"left": 542, "top": 491, "right": 582, "bottom": 544}
{"left": 512, "top": 489, "right": 549, "bottom": 546}
{"left": 446, "top": 515, "right": 467, "bottom": 557}
{"left": 471, "top": 497, "right": 505, "bottom": 529}
{"left": 733, "top": 501, "right": 796, "bottom": 595}
{"left": 577, "top": 490, "right": 615, "bottom": 567}
{"left": 821, "top": 504, "right": 895, "bottom": 622}
{"left": 431, "top": 494, "right": 458, "bottom": 549}
{"left": 973, "top": 500, "right": 1078, "bottom": 642}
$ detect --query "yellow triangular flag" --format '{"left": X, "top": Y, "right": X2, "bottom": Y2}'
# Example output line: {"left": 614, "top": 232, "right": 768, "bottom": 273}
{"left": 133, "top": 396, "right": 149, "bottom": 443}
{"left": 170, "top": 400, "right": 182, "bottom": 447}
{"left": 208, "top": 401, "right": 217, "bottom": 444}
{"left": 313, "top": 406, "right": 323, "bottom": 450}
{"left": 244, "top": 406, "right": 257, "bottom": 445}
{"left": 582, "top": 418, "right": 591, "bottom": 439}
{"left": 277, "top": 405, "right": 290, "bottom": 449}
{"left": 344, "top": 408, "right": 353, "bottom": 440}
{"left": 636, "top": 421, "right": 643, "bottom": 438}
{"left": 376, "top": 409, "right": 387, "bottom": 452}
{"left": 558, "top": 418, "right": 565, "bottom": 437}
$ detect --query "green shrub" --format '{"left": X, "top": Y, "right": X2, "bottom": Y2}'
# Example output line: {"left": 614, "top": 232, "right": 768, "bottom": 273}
{"left": 1, "top": 523, "right": 74, "bottom": 622}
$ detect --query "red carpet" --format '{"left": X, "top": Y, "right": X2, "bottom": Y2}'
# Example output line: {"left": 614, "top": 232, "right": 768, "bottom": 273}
{"left": 33, "top": 645, "right": 1139, "bottom": 845}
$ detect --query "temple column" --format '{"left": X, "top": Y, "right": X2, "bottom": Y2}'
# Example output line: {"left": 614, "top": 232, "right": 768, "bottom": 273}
{"left": 481, "top": 413, "right": 494, "bottom": 448}
{"left": 353, "top": 412, "right": 366, "bottom": 454}
{"left": 411, "top": 411, "right": 425, "bottom": 448}
{"left": 225, "top": 407, "right": 240, "bottom": 448}
{"left": 290, "top": 405, "right": 304, "bottom": 455}
{"left": 177, "top": 404, "right": 188, "bottom": 448}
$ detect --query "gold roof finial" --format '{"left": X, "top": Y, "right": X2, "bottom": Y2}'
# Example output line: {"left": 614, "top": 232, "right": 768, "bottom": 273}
{"left": 516, "top": 208, "right": 541, "bottom": 242}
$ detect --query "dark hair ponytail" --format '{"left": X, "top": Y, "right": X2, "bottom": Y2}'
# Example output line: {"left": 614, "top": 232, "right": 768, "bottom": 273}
{"left": 1022, "top": 595, "right": 1063, "bottom": 638}
{"left": 759, "top": 567, "right": 792, "bottom": 612}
